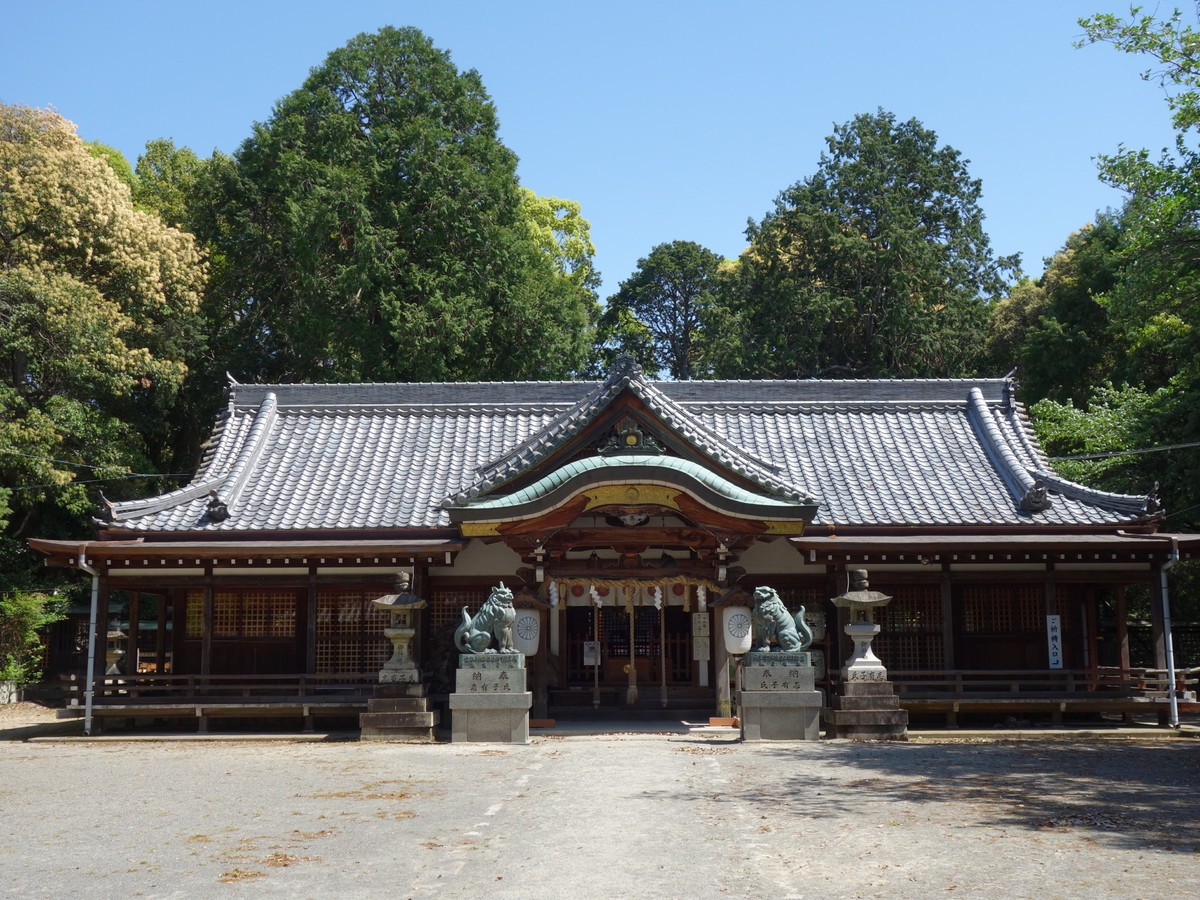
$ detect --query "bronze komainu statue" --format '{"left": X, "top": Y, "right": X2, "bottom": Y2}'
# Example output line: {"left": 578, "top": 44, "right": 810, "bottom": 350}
{"left": 751, "top": 585, "right": 814, "bottom": 652}
{"left": 454, "top": 582, "right": 517, "bottom": 653}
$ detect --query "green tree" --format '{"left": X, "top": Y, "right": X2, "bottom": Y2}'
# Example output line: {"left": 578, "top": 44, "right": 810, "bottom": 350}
{"left": 86, "top": 141, "right": 139, "bottom": 192}
{"left": 133, "top": 139, "right": 209, "bottom": 229}
{"left": 201, "top": 26, "right": 595, "bottom": 385}
{"left": 1069, "top": 6, "right": 1200, "bottom": 535}
{"left": 1079, "top": 6, "right": 1200, "bottom": 392}
{"left": 714, "top": 109, "right": 1013, "bottom": 379}
{"left": 985, "top": 216, "right": 1124, "bottom": 404}
{"left": 0, "top": 104, "right": 206, "bottom": 549}
{"left": 601, "top": 241, "right": 725, "bottom": 379}
{"left": 0, "top": 590, "right": 64, "bottom": 684}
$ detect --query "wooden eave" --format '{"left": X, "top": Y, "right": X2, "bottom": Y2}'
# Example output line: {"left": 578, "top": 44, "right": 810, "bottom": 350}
{"left": 789, "top": 532, "right": 1200, "bottom": 566}
{"left": 28, "top": 537, "right": 467, "bottom": 570}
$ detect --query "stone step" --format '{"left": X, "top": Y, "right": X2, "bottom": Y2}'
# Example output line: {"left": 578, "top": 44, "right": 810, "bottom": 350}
{"left": 372, "top": 683, "right": 428, "bottom": 699}
{"left": 359, "top": 710, "right": 440, "bottom": 729}
{"left": 840, "top": 682, "right": 899, "bottom": 698}
{"left": 360, "top": 726, "right": 437, "bottom": 742}
{"left": 367, "top": 698, "right": 428, "bottom": 713}
{"left": 831, "top": 695, "right": 901, "bottom": 711}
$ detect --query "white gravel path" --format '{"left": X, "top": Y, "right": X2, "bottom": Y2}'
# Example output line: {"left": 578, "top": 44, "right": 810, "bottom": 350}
{"left": 1, "top": 728, "right": 1197, "bottom": 899}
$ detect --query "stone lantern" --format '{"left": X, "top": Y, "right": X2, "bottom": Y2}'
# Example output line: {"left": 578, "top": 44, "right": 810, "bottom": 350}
{"left": 372, "top": 572, "right": 425, "bottom": 683}
{"left": 105, "top": 622, "right": 127, "bottom": 676}
{"left": 825, "top": 568, "right": 908, "bottom": 740}
{"left": 831, "top": 568, "right": 893, "bottom": 682}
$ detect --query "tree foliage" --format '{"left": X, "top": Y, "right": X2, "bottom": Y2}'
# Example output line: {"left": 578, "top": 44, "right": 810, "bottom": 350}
{"left": 984, "top": 216, "right": 1124, "bottom": 404}
{"left": 200, "top": 26, "right": 596, "bottom": 386}
{"left": 1078, "top": 6, "right": 1200, "bottom": 393}
{"left": 713, "top": 109, "right": 1012, "bottom": 379}
{"left": 0, "top": 104, "right": 206, "bottom": 543}
{"left": 600, "top": 240, "right": 724, "bottom": 379}
{"left": 0, "top": 590, "right": 64, "bottom": 684}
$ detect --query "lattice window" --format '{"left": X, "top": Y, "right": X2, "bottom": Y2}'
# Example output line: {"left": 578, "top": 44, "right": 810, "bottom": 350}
{"left": 184, "top": 590, "right": 296, "bottom": 639}
{"left": 962, "top": 584, "right": 1043, "bottom": 633}
{"left": 873, "top": 585, "right": 943, "bottom": 670}
{"left": 185, "top": 591, "right": 202, "bottom": 638}
{"left": 428, "top": 589, "right": 486, "bottom": 632}
{"left": 241, "top": 591, "right": 296, "bottom": 637}
{"left": 214, "top": 592, "right": 238, "bottom": 637}
{"left": 315, "top": 589, "right": 390, "bottom": 674}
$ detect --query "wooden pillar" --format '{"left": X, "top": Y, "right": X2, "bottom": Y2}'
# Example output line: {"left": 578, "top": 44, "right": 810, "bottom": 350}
{"left": 200, "top": 566, "right": 214, "bottom": 676}
{"left": 1115, "top": 586, "right": 1130, "bottom": 673}
{"left": 155, "top": 592, "right": 167, "bottom": 673}
{"left": 304, "top": 567, "right": 318, "bottom": 674}
{"left": 940, "top": 565, "right": 955, "bottom": 669}
{"left": 1150, "top": 564, "right": 1168, "bottom": 670}
{"left": 92, "top": 573, "right": 110, "bottom": 689}
{"left": 1085, "top": 589, "right": 1100, "bottom": 673}
{"left": 1115, "top": 585, "right": 1133, "bottom": 723}
{"left": 126, "top": 592, "right": 140, "bottom": 675}
{"left": 714, "top": 635, "right": 731, "bottom": 718}
{"left": 1045, "top": 562, "right": 1058, "bottom": 616}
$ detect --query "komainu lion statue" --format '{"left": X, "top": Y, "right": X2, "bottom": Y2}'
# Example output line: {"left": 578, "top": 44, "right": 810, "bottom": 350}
{"left": 454, "top": 582, "right": 517, "bottom": 653}
{"left": 751, "top": 585, "right": 814, "bottom": 652}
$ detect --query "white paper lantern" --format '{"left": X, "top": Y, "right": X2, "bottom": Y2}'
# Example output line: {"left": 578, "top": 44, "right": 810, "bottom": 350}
{"left": 721, "top": 605, "right": 753, "bottom": 655}
{"left": 513, "top": 610, "right": 540, "bottom": 656}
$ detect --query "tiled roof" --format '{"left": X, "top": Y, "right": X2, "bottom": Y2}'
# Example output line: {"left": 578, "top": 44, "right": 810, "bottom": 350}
{"left": 99, "top": 368, "right": 1158, "bottom": 534}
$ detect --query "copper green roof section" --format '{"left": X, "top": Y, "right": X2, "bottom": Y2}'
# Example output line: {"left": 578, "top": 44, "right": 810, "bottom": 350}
{"left": 444, "top": 454, "right": 820, "bottom": 524}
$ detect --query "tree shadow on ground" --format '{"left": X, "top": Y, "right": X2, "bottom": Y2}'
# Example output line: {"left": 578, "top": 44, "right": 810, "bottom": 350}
{"left": 658, "top": 739, "right": 1200, "bottom": 854}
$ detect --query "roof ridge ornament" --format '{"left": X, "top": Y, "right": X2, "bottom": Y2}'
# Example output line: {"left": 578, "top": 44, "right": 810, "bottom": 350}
{"left": 612, "top": 354, "right": 643, "bottom": 379}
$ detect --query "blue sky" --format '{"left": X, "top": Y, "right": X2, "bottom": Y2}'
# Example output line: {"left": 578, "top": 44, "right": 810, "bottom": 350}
{"left": 0, "top": 1, "right": 1180, "bottom": 298}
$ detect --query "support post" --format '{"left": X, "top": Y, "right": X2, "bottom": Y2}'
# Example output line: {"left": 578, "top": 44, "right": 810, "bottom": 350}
{"left": 940, "top": 566, "right": 954, "bottom": 668}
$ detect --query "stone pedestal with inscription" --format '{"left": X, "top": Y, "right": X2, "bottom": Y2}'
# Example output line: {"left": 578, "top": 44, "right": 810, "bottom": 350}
{"left": 738, "top": 651, "right": 823, "bottom": 741}
{"left": 449, "top": 653, "right": 532, "bottom": 743}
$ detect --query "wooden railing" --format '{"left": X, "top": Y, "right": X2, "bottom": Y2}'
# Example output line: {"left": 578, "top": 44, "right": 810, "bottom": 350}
{"left": 888, "top": 667, "right": 1199, "bottom": 699}
{"left": 885, "top": 667, "right": 1199, "bottom": 725}
{"left": 65, "top": 672, "right": 378, "bottom": 707}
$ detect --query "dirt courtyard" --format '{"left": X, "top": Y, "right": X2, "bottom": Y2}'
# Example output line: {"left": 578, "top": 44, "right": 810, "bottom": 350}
{"left": 0, "top": 716, "right": 1197, "bottom": 899}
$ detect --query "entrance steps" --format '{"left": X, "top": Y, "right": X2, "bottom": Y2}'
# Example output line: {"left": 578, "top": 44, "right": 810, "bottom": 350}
{"left": 550, "top": 685, "right": 714, "bottom": 721}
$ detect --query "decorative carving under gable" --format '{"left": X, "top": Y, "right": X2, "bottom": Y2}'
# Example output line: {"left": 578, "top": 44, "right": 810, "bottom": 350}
{"left": 583, "top": 484, "right": 680, "bottom": 511}
{"left": 597, "top": 419, "right": 665, "bottom": 456}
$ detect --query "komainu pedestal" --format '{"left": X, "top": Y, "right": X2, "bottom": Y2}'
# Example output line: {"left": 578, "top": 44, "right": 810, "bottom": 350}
{"left": 449, "top": 653, "right": 532, "bottom": 743}
{"left": 738, "top": 651, "right": 823, "bottom": 741}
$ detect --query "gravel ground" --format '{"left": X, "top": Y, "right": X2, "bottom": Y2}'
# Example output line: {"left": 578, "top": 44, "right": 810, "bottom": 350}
{"left": 1, "top": 710, "right": 1198, "bottom": 900}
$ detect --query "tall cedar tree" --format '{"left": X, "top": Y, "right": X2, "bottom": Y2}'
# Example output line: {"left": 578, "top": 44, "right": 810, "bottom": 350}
{"left": 602, "top": 241, "right": 724, "bottom": 380}
{"left": 714, "top": 109, "right": 1011, "bottom": 379}
{"left": 200, "top": 26, "right": 594, "bottom": 385}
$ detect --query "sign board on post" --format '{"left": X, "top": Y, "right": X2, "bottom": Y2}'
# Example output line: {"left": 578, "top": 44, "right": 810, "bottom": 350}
{"left": 583, "top": 641, "right": 600, "bottom": 667}
{"left": 1046, "top": 614, "right": 1063, "bottom": 669}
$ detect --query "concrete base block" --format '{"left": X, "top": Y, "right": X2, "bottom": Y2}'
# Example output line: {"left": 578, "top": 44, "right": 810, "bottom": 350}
{"left": 738, "top": 690, "right": 823, "bottom": 741}
{"left": 449, "top": 692, "right": 532, "bottom": 743}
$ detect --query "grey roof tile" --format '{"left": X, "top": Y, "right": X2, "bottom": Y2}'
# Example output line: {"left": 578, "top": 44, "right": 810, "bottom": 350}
{"left": 101, "top": 372, "right": 1158, "bottom": 534}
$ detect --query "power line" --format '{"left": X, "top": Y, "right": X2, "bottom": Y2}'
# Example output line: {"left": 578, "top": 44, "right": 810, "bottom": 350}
{"left": 1050, "top": 441, "right": 1200, "bottom": 461}
{"left": 7, "top": 474, "right": 191, "bottom": 492}
{"left": 0, "top": 448, "right": 189, "bottom": 478}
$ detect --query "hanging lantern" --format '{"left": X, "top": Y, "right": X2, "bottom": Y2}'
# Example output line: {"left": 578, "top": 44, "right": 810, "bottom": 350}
{"left": 721, "top": 604, "right": 753, "bottom": 655}
{"left": 513, "top": 609, "right": 540, "bottom": 656}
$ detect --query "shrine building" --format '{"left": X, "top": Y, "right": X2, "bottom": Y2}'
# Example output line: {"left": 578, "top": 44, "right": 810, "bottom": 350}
{"left": 30, "top": 358, "right": 1199, "bottom": 731}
